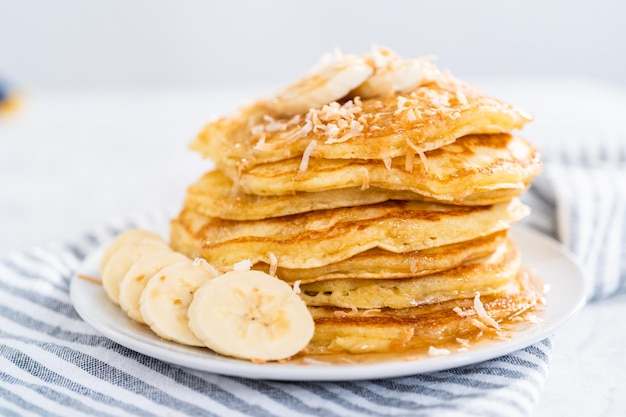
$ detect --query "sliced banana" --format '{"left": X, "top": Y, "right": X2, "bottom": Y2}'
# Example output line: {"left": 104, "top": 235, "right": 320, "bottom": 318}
{"left": 140, "top": 260, "right": 217, "bottom": 346}
{"left": 118, "top": 250, "right": 190, "bottom": 324}
{"left": 269, "top": 52, "right": 373, "bottom": 116}
{"left": 188, "top": 270, "right": 314, "bottom": 361}
{"left": 101, "top": 238, "right": 170, "bottom": 305}
{"left": 99, "top": 230, "right": 163, "bottom": 274}
{"left": 351, "top": 46, "right": 439, "bottom": 98}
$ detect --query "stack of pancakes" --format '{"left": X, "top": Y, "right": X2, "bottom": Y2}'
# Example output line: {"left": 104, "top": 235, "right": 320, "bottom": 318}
{"left": 171, "top": 49, "right": 543, "bottom": 355}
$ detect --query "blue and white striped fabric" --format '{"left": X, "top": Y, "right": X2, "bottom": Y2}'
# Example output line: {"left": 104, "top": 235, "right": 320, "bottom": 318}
{"left": 2, "top": 137, "right": 625, "bottom": 416}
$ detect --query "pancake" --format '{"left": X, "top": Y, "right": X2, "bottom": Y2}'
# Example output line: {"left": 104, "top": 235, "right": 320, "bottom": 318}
{"left": 190, "top": 77, "right": 532, "bottom": 170}
{"left": 253, "top": 231, "right": 507, "bottom": 283}
{"left": 224, "top": 133, "right": 541, "bottom": 205}
{"left": 306, "top": 268, "right": 542, "bottom": 354}
{"left": 184, "top": 170, "right": 429, "bottom": 221}
{"left": 170, "top": 198, "right": 529, "bottom": 269}
{"left": 299, "top": 236, "right": 519, "bottom": 309}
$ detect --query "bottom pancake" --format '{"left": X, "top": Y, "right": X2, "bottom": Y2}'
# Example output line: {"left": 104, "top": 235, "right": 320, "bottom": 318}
{"left": 306, "top": 269, "right": 542, "bottom": 355}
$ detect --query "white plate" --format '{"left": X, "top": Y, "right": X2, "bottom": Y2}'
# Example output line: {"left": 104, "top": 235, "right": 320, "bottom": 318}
{"left": 70, "top": 225, "right": 586, "bottom": 381}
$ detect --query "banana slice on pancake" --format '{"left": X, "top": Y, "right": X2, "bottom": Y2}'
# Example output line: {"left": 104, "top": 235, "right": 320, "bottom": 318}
{"left": 118, "top": 249, "right": 190, "bottom": 324}
{"left": 188, "top": 270, "right": 314, "bottom": 361}
{"left": 140, "top": 260, "right": 218, "bottom": 346}
{"left": 351, "top": 46, "right": 439, "bottom": 98}
{"left": 101, "top": 237, "right": 170, "bottom": 305}
{"left": 269, "top": 52, "right": 373, "bottom": 116}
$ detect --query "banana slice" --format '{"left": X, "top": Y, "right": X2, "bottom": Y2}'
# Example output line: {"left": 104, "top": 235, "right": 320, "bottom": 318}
{"left": 118, "top": 250, "right": 190, "bottom": 324}
{"left": 269, "top": 52, "right": 373, "bottom": 116}
{"left": 102, "top": 239, "right": 170, "bottom": 305}
{"left": 351, "top": 46, "right": 439, "bottom": 98}
{"left": 188, "top": 270, "right": 314, "bottom": 361}
{"left": 140, "top": 260, "right": 217, "bottom": 346}
{"left": 99, "top": 230, "right": 163, "bottom": 274}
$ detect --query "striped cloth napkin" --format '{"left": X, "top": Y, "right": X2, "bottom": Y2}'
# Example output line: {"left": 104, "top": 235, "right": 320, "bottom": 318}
{"left": 1, "top": 137, "right": 624, "bottom": 417}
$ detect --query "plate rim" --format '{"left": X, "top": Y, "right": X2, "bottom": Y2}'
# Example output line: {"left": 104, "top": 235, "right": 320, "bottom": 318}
{"left": 70, "top": 224, "right": 587, "bottom": 381}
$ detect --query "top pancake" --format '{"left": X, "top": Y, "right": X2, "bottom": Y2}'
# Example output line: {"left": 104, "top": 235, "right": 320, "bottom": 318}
{"left": 190, "top": 76, "right": 532, "bottom": 170}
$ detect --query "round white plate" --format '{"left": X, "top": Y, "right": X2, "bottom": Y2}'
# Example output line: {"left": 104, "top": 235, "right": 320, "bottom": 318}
{"left": 70, "top": 225, "right": 586, "bottom": 381}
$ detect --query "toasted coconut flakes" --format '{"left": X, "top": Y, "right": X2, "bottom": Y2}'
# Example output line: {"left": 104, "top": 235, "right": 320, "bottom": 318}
{"left": 268, "top": 252, "right": 278, "bottom": 276}
{"left": 192, "top": 257, "right": 220, "bottom": 277}
{"left": 526, "top": 314, "right": 541, "bottom": 324}
{"left": 453, "top": 306, "right": 476, "bottom": 318}
{"left": 428, "top": 346, "right": 451, "bottom": 356}
{"left": 405, "top": 151, "right": 415, "bottom": 172}
{"left": 456, "top": 88, "right": 469, "bottom": 106}
{"left": 333, "top": 310, "right": 348, "bottom": 318}
{"left": 395, "top": 96, "right": 409, "bottom": 114}
{"left": 301, "top": 357, "right": 330, "bottom": 365}
{"left": 382, "top": 155, "right": 392, "bottom": 171}
{"left": 253, "top": 135, "right": 267, "bottom": 149}
{"left": 289, "top": 120, "right": 313, "bottom": 141}
{"left": 360, "top": 167, "right": 370, "bottom": 190}
{"left": 362, "top": 308, "right": 381, "bottom": 316}
{"left": 405, "top": 139, "right": 430, "bottom": 172}
{"left": 456, "top": 337, "right": 470, "bottom": 348}
{"left": 233, "top": 259, "right": 253, "bottom": 272}
{"left": 470, "top": 318, "right": 489, "bottom": 331}
{"left": 292, "top": 280, "right": 302, "bottom": 295}
{"left": 474, "top": 292, "right": 500, "bottom": 329}
{"left": 251, "top": 125, "right": 266, "bottom": 136}
{"left": 298, "top": 140, "right": 317, "bottom": 175}
{"left": 416, "top": 149, "right": 429, "bottom": 171}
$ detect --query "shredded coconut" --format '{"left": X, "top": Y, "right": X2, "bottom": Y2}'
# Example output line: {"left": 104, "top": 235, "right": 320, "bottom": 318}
{"left": 192, "top": 257, "right": 220, "bottom": 277}
{"left": 456, "top": 88, "right": 468, "bottom": 106}
{"left": 362, "top": 308, "right": 382, "bottom": 316}
{"left": 382, "top": 155, "right": 392, "bottom": 171}
{"left": 268, "top": 252, "right": 278, "bottom": 276}
{"left": 470, "top": 318, "right": 489, "bottom": 331}
{"left": 473, "top": 292, "right": 500, "bottom": 329}
{"left": 456, "top": 337, "right": 470, "bottom": 348}
{"left": 428, "top": 346, "right": 451, "bottom": 356}
{"left": 292, "top": 280, "right": 302, "bottom": 295}
{"left": 251, "top": 98, "right": 365, "bottom": 149}
{"left": 405, "top": 139, "right": 430, "bottom": 172}
{"left": 405, "top": 151, "right": 415, "bottom": 173}
{"left": 233, "top": 259, "right": 253, "bottom": 272}
{"left": 453, "top": 306, "right": 476, "bottom": 318}
{"left": 298, "top": 140, "right": 317, "bottom": 175}
{"left": 360, "top": 167, "right": 370, "bottom": 190}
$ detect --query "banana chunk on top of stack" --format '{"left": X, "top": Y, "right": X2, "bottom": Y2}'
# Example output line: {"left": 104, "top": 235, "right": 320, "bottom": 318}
{"left": 171, "top": 46, "right": 544, "bottom": 355}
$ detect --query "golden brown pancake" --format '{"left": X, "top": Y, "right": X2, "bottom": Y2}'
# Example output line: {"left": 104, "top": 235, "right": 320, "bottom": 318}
{"left": 190, "top": 77, "right": 532, "bottom": 170}
{"left": 299, "top": 237, "right": 519, "bottom": 309}
{"left": 254, "top": 231, "right": 507, "bottom": 283}
{"left": 184, "top": 170, "right": 429, "bottom": 221}
{"left": 306, "top": 268, "right": 542, "bottom": 354}
{"left": 223, "top": 133, "right": 541, "bottom": 205}
{"left": 170, "top": 198, "right": 529, "bottom": 269}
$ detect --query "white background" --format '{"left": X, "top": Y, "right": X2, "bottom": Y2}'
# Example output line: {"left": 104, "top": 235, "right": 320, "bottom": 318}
{"left": 1, "top": 0, "right": 625, "bottom": 91}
